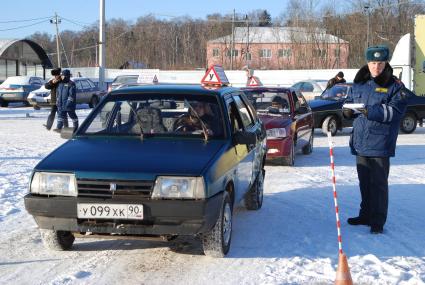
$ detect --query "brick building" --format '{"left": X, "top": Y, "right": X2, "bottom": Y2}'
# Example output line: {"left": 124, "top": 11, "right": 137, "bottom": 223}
{"left": 207, "top": 27, "right": 349, "bottom": 70}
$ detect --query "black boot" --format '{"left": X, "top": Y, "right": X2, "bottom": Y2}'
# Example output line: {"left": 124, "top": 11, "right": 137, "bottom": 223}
{"left": 347, "top": 216, "right": 370, "bottom": 226}
{"left": 370, "top": 225, "right": 384, "bottom": 234}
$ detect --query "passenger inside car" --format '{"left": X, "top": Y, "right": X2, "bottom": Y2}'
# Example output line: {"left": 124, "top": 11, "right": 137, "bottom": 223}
{"left": 269, "top": 96, "right": 289, "bottom": 114}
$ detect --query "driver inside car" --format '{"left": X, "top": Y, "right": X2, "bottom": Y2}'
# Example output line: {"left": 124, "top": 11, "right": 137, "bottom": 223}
{"left": 174, "top": 102, "right": 222, "bottom": 136}
{"left": 269, "top": 96, "right": 289, "bottom": 113}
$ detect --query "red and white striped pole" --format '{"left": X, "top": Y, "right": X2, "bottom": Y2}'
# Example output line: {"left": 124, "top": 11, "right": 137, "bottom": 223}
{"left": 327, "top": 132, "right": 343, "bottom": 254}
{"left": 327, "top": 132, "right": 353, "bottom": 285}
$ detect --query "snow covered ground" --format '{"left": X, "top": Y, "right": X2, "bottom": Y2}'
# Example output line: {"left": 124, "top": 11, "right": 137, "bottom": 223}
{"left": 0, "top": 106, "right": 424, "bottom": 285}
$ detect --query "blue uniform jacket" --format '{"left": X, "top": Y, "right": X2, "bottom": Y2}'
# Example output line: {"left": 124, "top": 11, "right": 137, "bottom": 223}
{"left": 56, "top": 80, "right": 76, "bottom": 111}
{"left": 346, "top": 64, "right": 408, "bottom": 157}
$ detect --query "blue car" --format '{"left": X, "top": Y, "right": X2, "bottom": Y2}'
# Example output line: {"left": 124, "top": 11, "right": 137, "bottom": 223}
{"left": 24, "top": 84, "right": 267, "bottom": 257}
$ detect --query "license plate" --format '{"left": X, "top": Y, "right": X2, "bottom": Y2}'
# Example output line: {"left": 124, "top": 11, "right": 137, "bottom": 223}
{"left": 77, "top": 203, "right": 143, "bottom": 220}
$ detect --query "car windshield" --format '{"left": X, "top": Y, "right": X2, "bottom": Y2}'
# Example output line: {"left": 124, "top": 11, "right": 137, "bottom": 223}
{"left": 80, "top": 93, "right": 225, "bottom": 139}
{"left": 244, "top": 91, "right": 291, "bottom": 114}
{"left": 316, "top": 81, "right": 328, "bottom": 90}
{"left": 321, "top": 85, "right": 350, "bottom": 100}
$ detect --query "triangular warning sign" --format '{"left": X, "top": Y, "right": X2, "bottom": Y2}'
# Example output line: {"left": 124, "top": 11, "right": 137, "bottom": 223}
{"left": 201, "top": 65, "right": 229, "bottom": 86}
{"left": 246, "top": 76, "right": 262, "bottom": 87}
{"left": 153, "top": 74, "right": 158, "bottom": 83}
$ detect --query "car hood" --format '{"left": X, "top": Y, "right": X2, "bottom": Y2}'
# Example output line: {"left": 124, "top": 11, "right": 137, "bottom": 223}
{"left": 309, "top": 99, "right": 344, "bottom": 111}
{"left": 35, "top": 137, "right": 227, "bottom": 180}
{"left": 258, "top": 114, "right": 292, "bottom": 129}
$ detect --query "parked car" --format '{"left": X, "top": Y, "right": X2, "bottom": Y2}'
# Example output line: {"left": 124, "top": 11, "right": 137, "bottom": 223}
{"left": 27, "top": 77, "right": 104, "bottom": 109}
{"left": 291, "top": 79, "right": 328, "bottom": 101}
{"left": 310, "top": 83, "right": 425, "bottom": 135}
{"left": 24, "top": 83, "right": 267, "bottom": 257}
{"left": 108, "top": 75, "right": 139, "bottom": 92}
{"left": 242, "top": 87, "right": 314, "bottom": 166}
{"left": 309, "top": 83, "right": 353, "bottom": 136}
{"left": 0, "top": 76, "right": 45, "bottom": 107}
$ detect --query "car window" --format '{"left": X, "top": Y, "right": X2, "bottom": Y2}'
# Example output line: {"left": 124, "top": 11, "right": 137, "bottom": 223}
{"left": 113, "top": 75, "right": 139, "bottom": 85}
{"left": 227, "top": 101, "right": 243, "bottom": 134}
{"left": 75, "top": 81, "right": 83, "bottom": 91}
{"left": 81, "top": 80, "right": 91, "bottom": 89}
{"left": 321, "top": 85, "right": 349, "bottom": 100}
{"left": 233, "top": 95, "right": 254, "bottom": 129}
{"left": 81, "top": 94, "right": 224, "bottom": 138}
{"left": 87, "top": 79, "right": 96, "bottom": 88}
{"left": 244, "top": 91, "right": 291, "bottom": 114}
{"left": 301, "top": 82, "right": 314, "bottom": 92}
{"left": 292, "top": 82, "right": 302, "bottom": 90}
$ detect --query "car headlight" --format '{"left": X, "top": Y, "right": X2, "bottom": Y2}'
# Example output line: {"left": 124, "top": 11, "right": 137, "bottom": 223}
{"left": 266, "top": 128, "right": 287, "bottom": 138}
{"left": 152, "top": 176, "right": 205, "bottom": 199}
{"left": 30, "top": 172, "right": 77, "bottom": 197}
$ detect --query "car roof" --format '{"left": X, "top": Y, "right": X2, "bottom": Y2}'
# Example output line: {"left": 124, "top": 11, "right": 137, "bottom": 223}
{"left": 71, "top": 77, "right": 93, "bottom": 81}
{"left": 241, "top": 86, "right": 293, "bottom": 93}
{"left": 109, "top": 84, "right": 239, "bottom": 98}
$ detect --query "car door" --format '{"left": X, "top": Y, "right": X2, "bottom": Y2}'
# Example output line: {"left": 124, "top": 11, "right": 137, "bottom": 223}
{"left": 229, "top": 94, "right": 258, "bottom": 202}
{"left": 292, "top": 91, "right": 313, "bottom": 150}
{"left": 80, "top": 79, "right": 93, "bottom": 104}
{"left": 74, "top": 80, "right": 84, "bottom": 104}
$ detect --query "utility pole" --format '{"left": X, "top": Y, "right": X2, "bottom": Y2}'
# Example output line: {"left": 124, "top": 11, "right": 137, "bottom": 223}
{"left": 364, "top": 4, "right": 371, "bottom": 48}
{"left": 99, "top": 0, "right": 106, "bottom": 91}
{"left": 230, "top": 9, "right": 235, "bottom": 70}
{"left": 245, "top": 14, "right": 250, "bottom": 65}
{"left": 50, "top": 13, "right": 61, "bottom": 67}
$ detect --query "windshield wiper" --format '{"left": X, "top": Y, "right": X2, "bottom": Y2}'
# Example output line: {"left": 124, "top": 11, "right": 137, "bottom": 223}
{"left": 128, "top": 104, "right": 145, "bottom": 141}
{"left": 185, "top": 99, "right": 208, "bottom": 141}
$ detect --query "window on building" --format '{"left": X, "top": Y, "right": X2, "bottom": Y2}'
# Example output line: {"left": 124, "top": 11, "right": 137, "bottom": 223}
{"left": 245, "top": 52, "right": 251, "bottom": 60}
{"left": 334, "top": 49, "right": 341, "bottom": 57}
{"left": 259, "top": 49, "right": 272, "bottom": 58}
{"left": 6, "top": 60, "right": 17, "bottom": 77}
{"left": 313, "top": 49, "right": 327, "bottom": 58}
{"left": 0, "top": 59, "right": 6, "bottom": 80}
{"left": 213, "top": 48, "right": 220, "bottom": 57}
{"left": 226, "top": 50, "right": 239, "bottom": 57}
{"left": 278, "top": 49, "right": 292, "bottom": 57}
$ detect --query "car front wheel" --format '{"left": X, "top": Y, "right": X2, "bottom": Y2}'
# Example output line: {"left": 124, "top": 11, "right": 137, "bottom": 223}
{"left": 400, "top": 112, "right": 417, "bottom": 134}
{"left": 202, "top": 192, "right": 232, "bottom": 257}
{"left": 322, "top": 116, "right": 338, "bottom": 136}
{"left": 40, "top": 229, "right": 75, "bottom": 251}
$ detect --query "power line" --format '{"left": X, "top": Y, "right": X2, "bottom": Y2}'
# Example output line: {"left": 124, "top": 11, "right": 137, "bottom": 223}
{"left": 0, "top": 19, "right": 48, "bottom": 32}
{"left": 0, "top": 16, "right": 52, "bottom": 24}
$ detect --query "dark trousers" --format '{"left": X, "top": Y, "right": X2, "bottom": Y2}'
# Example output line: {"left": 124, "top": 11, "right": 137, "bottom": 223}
{"left": 46, "top": 105, "right": 68, "bottom": 130}
{"left": 57, "top": 110, "right": 78, "bottom": 130}
{"left": 356, "top": 155, "right": 390, "bottom": 227}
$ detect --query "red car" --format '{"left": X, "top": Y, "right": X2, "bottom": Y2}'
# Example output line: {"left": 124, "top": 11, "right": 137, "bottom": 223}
{"left": 242, "top": 87, "right": 314, "bottom": 166}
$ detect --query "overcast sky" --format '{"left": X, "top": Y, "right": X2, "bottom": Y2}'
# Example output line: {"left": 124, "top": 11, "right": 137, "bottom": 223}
{"left": 0, "top": 0, "right": 300, "bottom": 39}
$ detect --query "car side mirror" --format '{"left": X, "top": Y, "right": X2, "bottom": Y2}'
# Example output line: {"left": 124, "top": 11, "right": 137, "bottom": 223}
{"left": 60, "top": 127, "right": 74, "bottom": 140}
{"left": 233, "top": 130, "right": 257, "bottom": 145}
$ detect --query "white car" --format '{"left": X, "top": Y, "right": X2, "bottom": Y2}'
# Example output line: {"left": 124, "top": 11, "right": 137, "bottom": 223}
{"left": 291, "top": 79, "right": 328, "bottom": 101}
{"left": 27, "top": 77, "right": 104, "bottom": 109}
{"left": 0, "top": 76, "right": 45, "bottom": 107}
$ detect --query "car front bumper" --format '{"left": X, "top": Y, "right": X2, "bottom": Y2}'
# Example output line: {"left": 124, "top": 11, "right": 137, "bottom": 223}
{"left": 265, "top": 137, "right": 292, "bottom": 159}
{"left": 0, "top": 92, "right": 26, "bottom": 102}
{"left": 24, "top": 193, "right": 223, "bottom": 236}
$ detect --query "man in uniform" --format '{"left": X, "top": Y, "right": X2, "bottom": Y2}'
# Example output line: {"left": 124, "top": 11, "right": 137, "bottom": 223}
{"left": 53, "top": 69, "right": 79, "bottom": 133}
{"left": 343, "top": 45, "right": 408, "bottom": 234}
{"left": 44, "top": 68, "right": 67, "bottom": 130}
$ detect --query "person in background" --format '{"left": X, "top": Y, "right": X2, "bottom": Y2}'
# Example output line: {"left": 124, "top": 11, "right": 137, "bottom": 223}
{"left": 53, "top": 69, "right": 78, "bottom": 133}
{"left": 326, "top": 71, "right": 346, "bottom": 90}
{"left": 343, "top": 45, "right": 408, "bottom": 234}
{"left": 44, "top": 68, "right": 67, "bottom": 130}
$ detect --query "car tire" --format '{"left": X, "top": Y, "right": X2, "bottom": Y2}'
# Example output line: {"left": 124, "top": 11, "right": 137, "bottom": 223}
{"left": 302, "top": 130, "right": 314, "bottom": 155}
{"left": 40, "top": 229, "right": 75, "bottom": 251}
{"left": 281, "top": 141, "right": 295, "bottom": 166}
{"left": 322, "top": 116, "right": 338, "bottom": 136}
{"left": 245, "top": 169, "right": 264, "bottom": 210}
{"left": 202, "top": 192, "right": 232, "bottom": 257}
{"left": 400, "top": 112, "right": 417, "bottom": 134}
{"left": 89, "top": 96, "right": 99, "bottom": 108}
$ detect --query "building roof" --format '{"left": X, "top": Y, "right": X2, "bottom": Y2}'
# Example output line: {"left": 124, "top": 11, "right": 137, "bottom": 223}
{"left": 0, "top": 39, "right": 53, "bottom": 68}
{"left": 208, "top": 27, "right": 348, "bottom": 44}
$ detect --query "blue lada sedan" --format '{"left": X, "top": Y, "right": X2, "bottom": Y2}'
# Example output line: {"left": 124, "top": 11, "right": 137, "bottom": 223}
{"left": 24, "top": 84, "right": 267, "bottom": 257}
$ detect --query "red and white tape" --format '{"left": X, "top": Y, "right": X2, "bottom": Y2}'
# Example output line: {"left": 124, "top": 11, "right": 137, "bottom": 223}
{"left": 327, "top": 132, "right": 343, "bottom": 254}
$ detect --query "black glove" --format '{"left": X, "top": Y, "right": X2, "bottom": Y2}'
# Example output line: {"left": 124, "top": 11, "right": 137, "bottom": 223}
{"left": 342, "top": 108, "right": 354, "bottom": 119}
